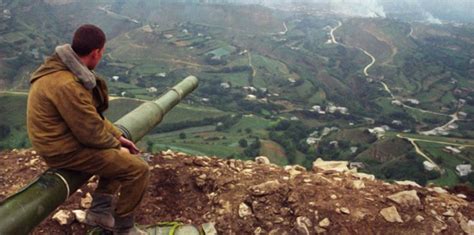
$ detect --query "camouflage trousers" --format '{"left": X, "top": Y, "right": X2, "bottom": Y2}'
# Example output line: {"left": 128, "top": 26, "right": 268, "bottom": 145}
{"left": 43, "top": 147, "right": 150, "bottom": 216}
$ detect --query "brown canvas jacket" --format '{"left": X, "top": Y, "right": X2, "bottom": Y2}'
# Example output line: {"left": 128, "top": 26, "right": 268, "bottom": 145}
{"left": 27, "top": 53, "right": 122, "bottom": 157}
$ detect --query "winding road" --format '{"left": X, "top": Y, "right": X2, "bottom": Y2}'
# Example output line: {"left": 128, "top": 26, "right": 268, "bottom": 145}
{"left": 397, "top": 134, "right": 441, "bottom": 171}
{"left": 361, "top": 49, "right": 376, "bottom": 76}
{"left": 329, "top": 21, "right": 342, "bottom": 44}
{"left": 279, "top": 22, "right": 288, "bottom": 35}
{"left": 329, "top": 21, "right": 467, "bottom": 168}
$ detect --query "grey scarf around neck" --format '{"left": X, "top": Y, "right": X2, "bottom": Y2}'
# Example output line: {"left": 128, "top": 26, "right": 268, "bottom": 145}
{"left": 55, "top": 44, "right": 96, "bottom": 90}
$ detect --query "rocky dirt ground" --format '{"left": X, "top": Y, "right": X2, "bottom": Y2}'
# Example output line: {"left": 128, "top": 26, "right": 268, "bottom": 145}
{"left": 1, "top": 149, "right": 473, "bottom": 234}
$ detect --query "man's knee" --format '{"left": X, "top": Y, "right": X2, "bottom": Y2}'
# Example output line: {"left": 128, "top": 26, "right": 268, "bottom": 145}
{"left": 130, "top": 158, "right": 150, "bottom": 180}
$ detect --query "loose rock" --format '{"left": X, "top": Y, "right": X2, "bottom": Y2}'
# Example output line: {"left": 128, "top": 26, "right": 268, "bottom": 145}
{"left": 394, "top": 180, "right": 421, "bottom": 188}
{"left": 80, "top": 192, "right": 92, "bottom": 209}
{"left": 52, "top": 210, "right": 74, "bottom": 226}
{"left": 352, "top": 180, "right": 365, "bottom": 189}
{"left": 351, "top": 172, "right": 375, "bottom": 180}
{"left": 415, "top": 215, "right": 424, "bottom": 222}
{"left": 201, "top": 222, "right": 217, "bottom": 235}
{"left": 72, "top": 210, "right": 86, "bottom": 223}
{"left": 296, "top": 216, "right": 311, "bottom": 235}
{"left": 239, "top": 202, "right": 252, "bottom": 218}
{"left": 255, "top": 156, "right": 270, "bottom": 165}
{"left": 431, "top": 187, "right": 448, "bottom": 194}
{"left": 314, "top": 226, "right": 327, "bottom": 234}
{"left": 312, "top": 158, "right": 349, "bottom": 172}
{"left": 249, "top": 180, "right": 282, "bottom": 196}
{"left": 460, "top": 220, "right": 474, "bottom": 234}
{"left": 387, "top": 190, "right": 420, "bottom": 207}
{"left": 443, "top": 210, "right": 455, "bottom": 217}
{"left": 319, "top": 218, "right": 330, "bottom": 228}
{"left": 340, "top": 207, "right": 350, "bottom": 215}
{"left": 380, "top": 206, "right": 403, "bottom": 223}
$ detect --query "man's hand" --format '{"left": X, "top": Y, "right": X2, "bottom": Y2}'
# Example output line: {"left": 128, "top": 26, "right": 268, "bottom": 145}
{"left": 118, "top": 136, "right": 140, "bottom": 154}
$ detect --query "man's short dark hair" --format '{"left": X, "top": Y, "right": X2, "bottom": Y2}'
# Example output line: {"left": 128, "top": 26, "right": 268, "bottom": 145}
{"left": 72, "top": 24, "right": 106, "bottom": 57}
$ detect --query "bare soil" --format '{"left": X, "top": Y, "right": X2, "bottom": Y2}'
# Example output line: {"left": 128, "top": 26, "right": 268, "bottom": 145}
{"left": 1, "top": 149, "right": 473, "bottom": 234}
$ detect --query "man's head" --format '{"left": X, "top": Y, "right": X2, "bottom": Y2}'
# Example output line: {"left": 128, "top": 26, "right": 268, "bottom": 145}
{"left": 72, "top": 24, "right": 106, "bottom": 70}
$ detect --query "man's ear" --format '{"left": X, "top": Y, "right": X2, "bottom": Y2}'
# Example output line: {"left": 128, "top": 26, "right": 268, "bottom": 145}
{"left": 92, "top": 48, "right": 101, "bottom": 58}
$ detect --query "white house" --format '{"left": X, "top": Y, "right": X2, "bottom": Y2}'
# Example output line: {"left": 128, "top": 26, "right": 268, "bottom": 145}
{"left": 391, "top": 100, "right": 403, "bottom": 106}
{"left": 243, "top": 86, "right": 257, "bottom": 93}
{"left": 392, "top": 120, "right": 402, "bottom": 126}
{"left": 368, "top": 127, "right": 386, "bottom": 138}
{"left": 147, "top": 87, "right": 158, "bottom": 93}
{"left": 306, "top": 137, "right": 318, "bottom": 145}
{"left": 406, "top": 99, "right": 420, "bottom": 105}
{"left": 246, "top": 95, "right": 257, "bottom": 100}
{"left": 312, "top": 105, "right": 322, "bottom": 112}
{"left": 329, "top": 141, "right": 339, "bottom": 148}
{"left": 423, "top": 161, "right": 437, "bottom": 171}
{"left": 220, "top": 82, "right": 230, "bottom": 89}
{"left": 327, "top": 105, "right": 337, "bottom": 114}
{"left": 290, "top": 116, "right": 299, "bottom": 121}
{"left": 444, "top": 146, "right": 461, "bottom": 154}
{"left": 456, "top": 164, "right": 472, "bottom": 176}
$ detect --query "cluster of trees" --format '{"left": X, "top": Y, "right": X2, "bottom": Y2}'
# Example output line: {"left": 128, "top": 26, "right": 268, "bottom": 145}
{"left": 243, "top": 137, "right": 261, "bottom": 158}
{"left": 268, "top": 120, "right": 313, "bottom": 164}
{"left": 215, "top": 114, "right": 242, "bottom": 131}
{"left": 316, "top": 139, "right": 353, "bottom": 160}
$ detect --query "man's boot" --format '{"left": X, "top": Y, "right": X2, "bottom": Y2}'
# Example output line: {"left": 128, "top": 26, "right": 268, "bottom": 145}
{"left": 114, "top": 214, "right": 147, "bottom": 235}
{"left": 84, "top": 193, "right": 115, "bottom": 230}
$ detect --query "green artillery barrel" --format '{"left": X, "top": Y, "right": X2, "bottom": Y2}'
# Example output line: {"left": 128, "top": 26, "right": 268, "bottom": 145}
{"left": 0, "top": 76, "right": 199, "bottom": 234}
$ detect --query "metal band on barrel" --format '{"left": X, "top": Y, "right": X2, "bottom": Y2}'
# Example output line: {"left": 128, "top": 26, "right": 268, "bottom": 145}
{"left": 53, "top": 172, "right": 70, "bottom": 201}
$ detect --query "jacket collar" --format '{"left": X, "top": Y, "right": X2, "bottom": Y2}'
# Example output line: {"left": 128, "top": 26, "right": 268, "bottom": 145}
{"left": 55, "top": 44, "right": 97, "bottom": 90}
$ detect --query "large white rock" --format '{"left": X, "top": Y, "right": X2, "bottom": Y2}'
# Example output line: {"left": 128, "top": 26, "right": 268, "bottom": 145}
{"left": 460, "top": 220, "right": 474, "bottom": 234}
{"left": 249, "top": 180, "right": 282, "bottom": 196}
{"left": 352, "top": 180, "right": 366, "bottom": 189}
{"left": 394, "top": 180, "right": 421, "bottom": 188}
{"left": 255, "top": 156, "right": 270, "bottom": 165}
{"left": 387, "top": 190, "right": 421, "bottom": 207}
{"left": 351, "top": 172, "right": 375, "bottom": 181}
{"left": 312, "top": 158, "right": 349, "bottom": 172}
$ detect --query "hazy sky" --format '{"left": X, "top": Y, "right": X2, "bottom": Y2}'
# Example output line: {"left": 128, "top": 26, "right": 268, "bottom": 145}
{"left": 251, "top": 0, "right": 474, "bottom": 23}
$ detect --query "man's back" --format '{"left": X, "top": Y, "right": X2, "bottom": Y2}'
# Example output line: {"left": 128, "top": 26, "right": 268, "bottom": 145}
{"left": 27, "top": 54, "right": 120, "bottom": 157}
